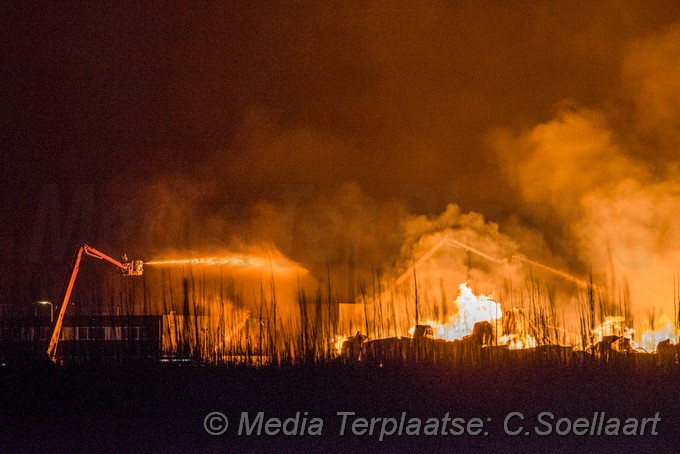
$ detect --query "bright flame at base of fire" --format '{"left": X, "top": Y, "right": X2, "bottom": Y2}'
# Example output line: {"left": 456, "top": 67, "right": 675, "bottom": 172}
{"left": 590, "top": 315, "right": 679, "bottom": 352}
{"left": 334, "top": 335, "right": 346, "bottom": 355}
{"left": 639, "top": 315, "right": 677, "bottom": 352}
{"left": 593, "top": 316, "right": 635, "bottom": 342}
{"left": 499, "top": 334, "right": 537, "bottom": 350}
{"left": 410, "top": 283, "right": 502, "bottom": 341}
{"left": 403, "top": 282, "right": 540, "bottom": 349}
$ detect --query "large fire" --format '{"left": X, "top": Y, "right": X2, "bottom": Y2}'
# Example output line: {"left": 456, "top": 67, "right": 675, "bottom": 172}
{"left": 395, "top": 282, "right": 537, "bottom": 350}
{"left": 587, "top": 315, "right": 679, "bottom": 353}
{"left": 408, "top": 283, "right": 502, "bottom": 341}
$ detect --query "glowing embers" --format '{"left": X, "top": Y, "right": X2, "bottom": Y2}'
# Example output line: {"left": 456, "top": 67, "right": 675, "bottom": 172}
{"left": 499, "top": 333, "right": 537, "bottom": 350}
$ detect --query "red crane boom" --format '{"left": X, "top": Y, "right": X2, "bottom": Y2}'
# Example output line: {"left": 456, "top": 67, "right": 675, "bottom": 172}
{"left": 46, "top": 245, "right": 143, "bottom": 363}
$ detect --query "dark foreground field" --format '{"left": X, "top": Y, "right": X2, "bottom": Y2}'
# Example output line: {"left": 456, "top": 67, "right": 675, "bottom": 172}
{"left": 2, "top": 359, "right": 680, "bottom": 453}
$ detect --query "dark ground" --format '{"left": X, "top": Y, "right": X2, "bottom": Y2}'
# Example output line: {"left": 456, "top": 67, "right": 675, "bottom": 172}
{"left": 1, "top": 359, "right": 680, "bottom": 453}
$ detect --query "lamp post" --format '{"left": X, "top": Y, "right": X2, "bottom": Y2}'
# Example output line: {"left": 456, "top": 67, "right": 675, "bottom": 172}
{"left": 201, "top": 326, "right": 209, "bottom": 361}
{"left": 36, "top": 301, "right": 54, "bottom": 323}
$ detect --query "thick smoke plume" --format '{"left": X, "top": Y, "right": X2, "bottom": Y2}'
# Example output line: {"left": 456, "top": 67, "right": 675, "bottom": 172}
{"left": 491, "top": 23, "right": 680, "bottom": 325}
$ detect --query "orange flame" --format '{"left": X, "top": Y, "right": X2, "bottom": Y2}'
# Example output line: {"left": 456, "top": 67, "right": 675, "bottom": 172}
{"left": 499, "top": 334, "right": 537, "bottom": 350}
{"left": 592, "top": 316, "right": 635, "bottom": 343}
{"left": 404, "top": 283, "right": 539, "bottom": 349}
{"left": 639, "top": 315, "right": 677, "bottom": 352}
{"left": 334, "top": 335, "right": 346, "bottom": 355}
{"left": 410, "top": 283, "right": 502, "bottom": 340}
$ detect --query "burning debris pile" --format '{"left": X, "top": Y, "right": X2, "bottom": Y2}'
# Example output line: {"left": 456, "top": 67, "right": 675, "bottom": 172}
{"left": 335, "top": 282, "right": 680, "bottom": 366}
{"left": 409, "top": 283, "right": 502, "bottom": 341}
{"left": 337, "top": 282, "right": 540, "bottom": 364}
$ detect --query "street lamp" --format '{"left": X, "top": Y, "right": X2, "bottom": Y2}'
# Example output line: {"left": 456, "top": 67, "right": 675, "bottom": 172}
{"left": 36, "top": 301, "right": 54, "bottom": 323}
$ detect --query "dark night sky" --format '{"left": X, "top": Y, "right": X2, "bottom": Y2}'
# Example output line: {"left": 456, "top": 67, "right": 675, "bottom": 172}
{"left": 2, "top": 1, "right": 680, "bottom": 295}
{"left": 3, "top": 2, "right": 676, "bottom": 187}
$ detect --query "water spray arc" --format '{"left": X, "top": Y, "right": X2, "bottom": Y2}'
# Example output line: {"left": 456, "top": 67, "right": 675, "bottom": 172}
{"left": 372, "top": 235, "right": 599, "bottom": 305}
{"left": 145, "top": 254, "right": 308, "bottom": 274}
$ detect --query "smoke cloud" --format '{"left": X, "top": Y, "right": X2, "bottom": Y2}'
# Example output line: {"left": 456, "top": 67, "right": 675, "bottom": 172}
{"left": 490, "top": 22, "right": 680, "bottom": 323}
